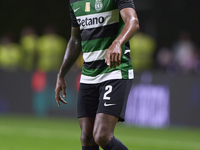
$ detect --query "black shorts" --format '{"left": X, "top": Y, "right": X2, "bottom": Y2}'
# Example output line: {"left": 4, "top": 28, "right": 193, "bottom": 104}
{"left": 77, "top": 79, "right": 133, "bottom": 122}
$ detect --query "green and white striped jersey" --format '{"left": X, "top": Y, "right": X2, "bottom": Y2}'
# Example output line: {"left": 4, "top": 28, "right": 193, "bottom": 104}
{"left": 69, "top": 0, "right": 135, "bottom": 84}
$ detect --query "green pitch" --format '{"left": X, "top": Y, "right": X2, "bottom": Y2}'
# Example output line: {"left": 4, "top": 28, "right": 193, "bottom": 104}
{"left": 0, "top": 115, "right": 200, "bottom": 150}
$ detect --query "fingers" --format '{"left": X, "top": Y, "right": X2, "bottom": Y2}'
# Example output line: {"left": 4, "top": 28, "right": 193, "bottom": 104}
{"left": 105, "top": 46, "right": 121, "bottom": 69}
{"left": 110, "top": 53, "right": 114, "bottom": 69}
{"left": 108, "top": 53, "right": 121, "bottom": 69}
{"left": 55, "top": 95, "right": 67, "bottom": 107}
{"left": 117, "top": 53, "right": 121, "bottom": 66}
{"left": 62, "top": 84, "right": 66, "bottom": 98}
{"left": 105, "top": 51, "right": 110, "bottom": 66}
{"left": 114, "top": 53, "right": 120, "bottom": 69}
{"left": 59, "top": 95, "right": 68, "bottom": 105}
{"left": 55, "top": 90, "right": 61, "bottom": 107}
{"left": 112, "top": 53, "right": 117, "bottom": 69}
{"left": 55, "top": 79, "right": 67, "bottom": 107}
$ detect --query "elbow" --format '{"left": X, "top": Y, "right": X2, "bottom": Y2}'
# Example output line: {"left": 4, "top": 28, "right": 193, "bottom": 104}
{"left": 133, "top": 18, "right": 140, "bottom": 31}
{"left": 136, "top": 21, "right": 140, "bottom": 31}
{"left": 70, "top": 37, "right": 81, "bottom": 46}
{"left": 126, "top": 17, "right": 140, "bottom": 33}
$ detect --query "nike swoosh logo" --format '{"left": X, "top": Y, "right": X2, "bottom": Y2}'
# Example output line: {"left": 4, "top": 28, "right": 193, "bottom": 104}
{"left": 104, "top": 102, "right": 116, "bottom": 107}
{"left": 74, "top": 7, "right": 81, "bottom": 12}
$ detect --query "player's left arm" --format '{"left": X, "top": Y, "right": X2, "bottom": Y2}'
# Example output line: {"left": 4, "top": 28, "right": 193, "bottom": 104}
{"left": 105, "top": 8, "right": 139, "bottom": 69}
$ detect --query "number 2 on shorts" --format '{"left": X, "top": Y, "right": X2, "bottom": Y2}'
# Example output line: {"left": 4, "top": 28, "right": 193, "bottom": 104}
{"left": 103, "top": 85, "right": 113, "bottom": 100}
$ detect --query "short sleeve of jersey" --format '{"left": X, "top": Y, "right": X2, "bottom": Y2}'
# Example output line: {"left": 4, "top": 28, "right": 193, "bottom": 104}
{"left": 69, "top": 5, "right": 80, "bottom": 27}
{"left": 115, "top": 0, "right": 135, "bottom": 11}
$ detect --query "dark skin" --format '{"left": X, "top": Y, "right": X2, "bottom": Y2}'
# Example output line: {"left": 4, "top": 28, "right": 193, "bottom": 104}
{"left": 55, "top": 27, "right": 82, "bottom": 106}
{"left": 55, "top": 7, "right": 139, "bottom": 148}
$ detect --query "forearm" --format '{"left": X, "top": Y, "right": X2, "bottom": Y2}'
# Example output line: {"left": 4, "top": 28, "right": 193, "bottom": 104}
{"left": 115, "top": 19, "right": 139, "bottom": 46}
{"left": 58, "top": 37, "right": 82, "bottom": 78}
{"left": 114, "top": 8, "right": 139, "bottom": 46}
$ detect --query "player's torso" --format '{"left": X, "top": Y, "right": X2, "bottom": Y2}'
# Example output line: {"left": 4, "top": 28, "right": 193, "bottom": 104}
{"left": 70, "top": 0, "right": 134, "bottom": 84}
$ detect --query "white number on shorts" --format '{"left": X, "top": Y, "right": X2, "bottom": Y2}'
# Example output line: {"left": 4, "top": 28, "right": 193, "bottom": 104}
{"left": 103, "top": 85, "right": 113, "bottom": 100}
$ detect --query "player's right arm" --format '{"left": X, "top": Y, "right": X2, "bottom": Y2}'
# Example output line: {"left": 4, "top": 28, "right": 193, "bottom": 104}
{"left": 55, "top": 27, "right": 82, "bottom": 106}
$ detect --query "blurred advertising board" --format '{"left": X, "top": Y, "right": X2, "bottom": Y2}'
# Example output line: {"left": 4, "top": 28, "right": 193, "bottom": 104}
{"left": 0, "top": 70, "right": 200, "bottom": 127}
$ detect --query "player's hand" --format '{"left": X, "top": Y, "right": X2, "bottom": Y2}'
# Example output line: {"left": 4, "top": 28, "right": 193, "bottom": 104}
{"left": 105, "top": 42, "right": 122, "bottom": 69}
{"left": 55, "top": 76, "right": 68, "bottom": 107}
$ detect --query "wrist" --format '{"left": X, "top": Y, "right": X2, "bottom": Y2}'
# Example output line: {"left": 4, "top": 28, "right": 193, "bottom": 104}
{"left": 112, "top": 40, "right": 122, "bottom": 47}
{"left": 57, "top": 73, "right": 65, "bottom": 78}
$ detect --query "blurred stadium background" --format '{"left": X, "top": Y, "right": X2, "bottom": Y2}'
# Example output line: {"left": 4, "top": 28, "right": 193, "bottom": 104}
{"left": 0, "top": 0, "right": 200, "bottom": 150}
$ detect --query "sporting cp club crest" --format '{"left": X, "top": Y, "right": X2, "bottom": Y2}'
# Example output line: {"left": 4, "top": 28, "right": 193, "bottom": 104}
{"left": 95, "top": 0, "right": 103, "bottom": 12}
